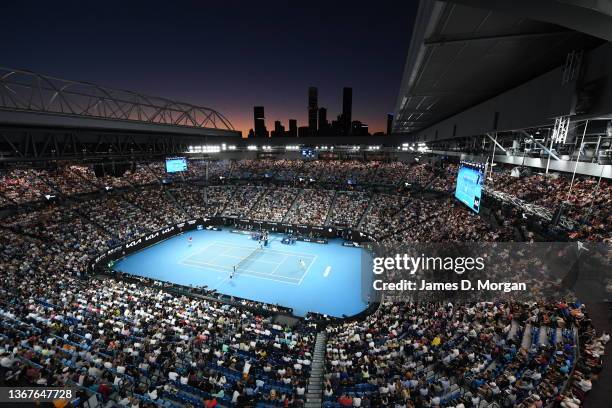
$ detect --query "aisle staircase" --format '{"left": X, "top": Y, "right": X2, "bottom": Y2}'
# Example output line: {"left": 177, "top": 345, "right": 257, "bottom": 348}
{"left": 246, "top": 187, "right": 268, "bottom": 218}
{"left": 356, "top": 194, "right": 375, "bottom": 229}
{"left": 282, "top": 188, "right": 304, "bottom": 223}
{"left": 163, "top": 187, "right": 189, "bottom": 218}
{"left": 305, "top": 331, "right": 327, "bottom": 408}
{"left": 324, "top": 191, "right": 338, "bottom": 226}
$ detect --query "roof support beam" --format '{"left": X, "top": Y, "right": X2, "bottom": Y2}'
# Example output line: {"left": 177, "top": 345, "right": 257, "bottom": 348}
{"left": 424, "top": 29, "right": 572, "bottom": 46}
{"left": 397, "top": 109, "right": 435, "bottom": 114}
{"left": 520, "top": 130, "right": 560, "bottom": 161}
{"left": 486, "top": 132, "right": 506, "bottom": 152}
{"left": 441, "top": 0, "right": 612, "bottom": 41}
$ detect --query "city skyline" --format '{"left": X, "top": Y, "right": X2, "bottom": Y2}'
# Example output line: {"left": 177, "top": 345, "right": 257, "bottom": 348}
{"left": 0, "top": 1, "right": 417, "bottom": 136}
{"left": 252, "top": 85, "right": 382, "bottom": 138}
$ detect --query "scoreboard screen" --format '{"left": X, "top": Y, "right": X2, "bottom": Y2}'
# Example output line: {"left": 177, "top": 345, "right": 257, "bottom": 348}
{"left": 166, "top": 157, "right": 188, "bottom": 173}
{"left": 454, "top": 161, "right": 485, "bottom": 213}
{"left": 301, "top": 148, "right": 315, "bottom": 158}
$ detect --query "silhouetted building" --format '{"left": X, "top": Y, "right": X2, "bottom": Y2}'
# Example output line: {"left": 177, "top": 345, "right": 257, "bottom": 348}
{"left": 253, "top": 106, "right": 268, "bottom": 138}
{"left": 386, "top": 113, "right": 394, "bottom": 135}
{"left": 351, "top": 120, "right": 369, "bottom": 136}
{"left": 288, "top": 119, "right": 297, "bottom": 138}
{"left": 298, "top": 126, "right": 309, "bottom": 138}
{"left": 342, "top": 87, "right": 352, "bottom": 136}
{"left": 308, "top": 87, "right": 318, "bottom": 136}
{"left": 318, "top": 107, "right": 328, "bottom": 135}
{"left": 247, "top": 129, "right": 255, "bottom": 139}
{"left": 271, "top": 120, "right": 285, "bottom": 138}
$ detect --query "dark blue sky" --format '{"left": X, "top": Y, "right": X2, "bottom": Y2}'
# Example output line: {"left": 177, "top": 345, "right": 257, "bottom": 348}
{"left": 0, "top": 1, "right": 416, "bottom": 135}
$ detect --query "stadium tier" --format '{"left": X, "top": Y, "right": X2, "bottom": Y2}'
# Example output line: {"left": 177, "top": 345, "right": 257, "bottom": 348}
{"left": 2, "top": 1, "right": 612, "bottom": 405}
{"left": 0, "top": 158, "right": 610, "bottom": 408}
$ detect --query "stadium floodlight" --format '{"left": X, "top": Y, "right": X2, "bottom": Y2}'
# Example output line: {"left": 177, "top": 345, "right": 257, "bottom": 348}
{"left": 202, "top": 145, "right": 221, "bottom": 153}
{"left": 417, "top": 142, "right": 428, "bottom": 153}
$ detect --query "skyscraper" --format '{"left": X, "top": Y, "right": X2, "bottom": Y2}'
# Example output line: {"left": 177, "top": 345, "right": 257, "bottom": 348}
{"left": 308, "top": 87, "right": 318, "bottom": 136}
{"left": 271, "top": 120, "right": 285, "bottom": 138}
{"left": 342, "top": 87, "right": 352, "bottom": 136}
{"left": 298, "top": 126, "right": 309, "bottom": 138}
{"left": 318, "top": 107, "right": 328, "bottom": 128}
{"left": 253, "top": 106, "right": 267, "bottom": 138}
{"left": 386, "top": 113, "right": 394, "bottom": 135}
{"left": 288, "top": 119, "right": 297, "bottom": 138}
{"left": 317, "top": 107, "right": 328, "bottom": 137}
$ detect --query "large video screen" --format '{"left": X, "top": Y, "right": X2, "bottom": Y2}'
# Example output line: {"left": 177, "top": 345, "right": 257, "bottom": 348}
{"left": 165, "top": 157, "right": 188, "bottom": 173}
{"left": 301, "top": 148, "right": 315, "bottom": 158}
{"left": 454, "top": 161, "right": 485, "bottom": 213}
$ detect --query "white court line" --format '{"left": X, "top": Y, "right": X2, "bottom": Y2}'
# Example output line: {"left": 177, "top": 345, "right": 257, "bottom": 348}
{"left": 189, "top": 252, "right": 287, "bottom": 266}
{"left": 269, "top": 255, "right": 287, "bottom": 275}
{"left": 236, "top": 268, "right": 301, "bottom": 282}
{"left": 178, "top": 259, "right": 234, "bottom": 270}
{"left": 211, "top": 241, "right": 318, "bottom": 258}
{"left": 213, "top": 276, "right": 231, "bottom": 290}
{"left": 323, "top": 266, "right": 332, "bottom": 278}
{"left": 179, "top": 259, "right": 302, "bottom": 283}
{"left": 215, "top": 254, "right": 283, "bottom": 265}
{"left": 177, "top": 242, "right": 216, "bottom": 263}
{"left": 178, "top": 239, "right": 317, "bottom": 286}
{"left": 233, "top": 271, "right": 301, "bottom": 285}
{"left": 298, "top": 255, "right": 318, "bottom": 285}
{"left": 205, "top": 245, "right": 233, "bottom": 265}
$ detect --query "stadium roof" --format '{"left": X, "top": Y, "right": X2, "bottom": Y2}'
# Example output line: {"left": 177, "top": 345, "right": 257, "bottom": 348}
{"left": 393, "top": 0, "right": 609, "bottom": 134}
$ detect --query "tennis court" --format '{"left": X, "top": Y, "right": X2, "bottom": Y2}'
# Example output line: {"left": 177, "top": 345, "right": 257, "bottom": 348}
{"left": 179, "top": 241, "right": 316, "bottom": 285}
{"left": 111, "top": 229, "right": 368, "bottom": 317}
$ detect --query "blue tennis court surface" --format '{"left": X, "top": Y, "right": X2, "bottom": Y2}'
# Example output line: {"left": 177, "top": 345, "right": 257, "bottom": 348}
{"left": 112, "top": 229, "right": 368, "bottom": 317}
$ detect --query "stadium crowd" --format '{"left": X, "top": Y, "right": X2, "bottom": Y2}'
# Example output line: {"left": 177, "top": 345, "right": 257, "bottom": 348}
{"left": 0, "top": 157, "right": 610, "bottom": 407}
{"left": 1, "top": 159, "right": 608, "bottom": 243}
{"left": 0, "top": 228, "right": 316, "bottom": 407}
{"left": 323, "top": 301, "right": 608, "bottom": 408}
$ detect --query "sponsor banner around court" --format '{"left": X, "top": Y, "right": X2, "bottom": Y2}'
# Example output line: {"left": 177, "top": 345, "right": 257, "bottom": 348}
{"left": 91, "top": 217, "right": 373, "bottom": 271}
{"left": 225, "top": 217, "right": 370, "bottom": 241}
{"left": 360, "top": 242, "right": 611, "bottom": 304}
{"left": 90, "top": 218, "right": 213, "bottom": 270}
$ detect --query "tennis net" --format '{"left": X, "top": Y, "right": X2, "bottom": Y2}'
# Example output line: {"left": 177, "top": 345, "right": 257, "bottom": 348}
{"left": 234, "top": 245, "right": 263, "bottom": 271}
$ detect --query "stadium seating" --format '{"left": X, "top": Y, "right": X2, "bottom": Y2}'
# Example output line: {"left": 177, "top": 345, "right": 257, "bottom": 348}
{"left": 0, "top": 158, "right": 609, "bottom": 407}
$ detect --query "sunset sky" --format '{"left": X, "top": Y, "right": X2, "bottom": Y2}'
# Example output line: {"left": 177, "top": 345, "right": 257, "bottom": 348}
{"left": 1, "top": 1, "right": 417, "bottom": 135}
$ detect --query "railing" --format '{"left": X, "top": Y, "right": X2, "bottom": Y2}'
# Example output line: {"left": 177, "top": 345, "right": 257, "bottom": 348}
{"left": 483, "top": 186, "right": 578, "bottom": 230}
{"left": 0, "top": 67, "right": 235, "bottom": 130}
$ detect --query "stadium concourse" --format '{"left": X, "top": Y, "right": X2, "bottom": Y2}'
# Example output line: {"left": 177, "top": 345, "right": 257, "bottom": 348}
{"left": 0, "top": 158, "right": 610, "bottom": 408}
